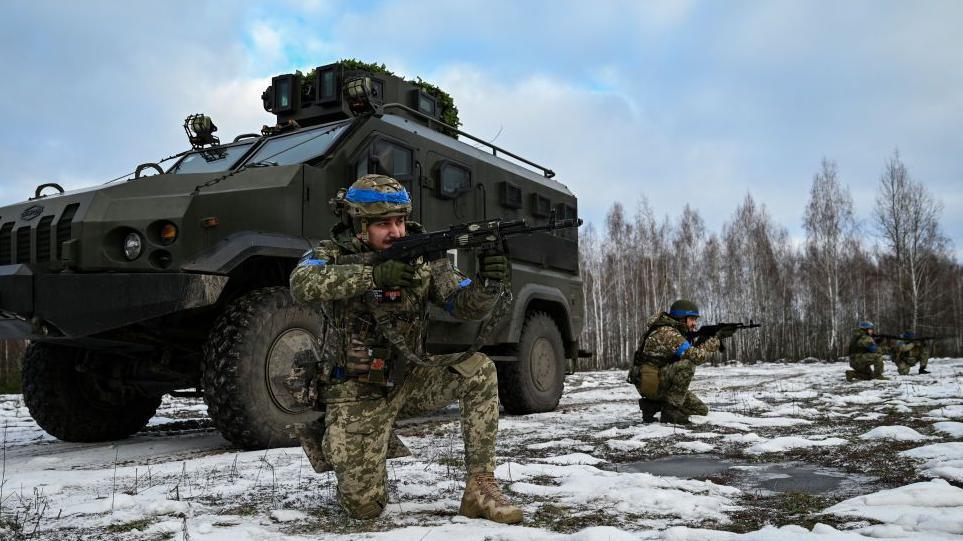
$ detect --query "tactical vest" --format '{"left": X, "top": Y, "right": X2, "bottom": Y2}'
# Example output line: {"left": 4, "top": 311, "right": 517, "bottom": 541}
{"left": 633, "top": 315, "right": 687, "bottom": 368}
{"left": 846, "top": 330, "right": 877, "bottom": 356}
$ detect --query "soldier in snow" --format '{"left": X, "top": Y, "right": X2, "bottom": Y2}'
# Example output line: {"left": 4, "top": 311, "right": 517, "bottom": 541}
{"left": 892, "top": 332, "right": 931, "bottom": 375}
{"left": 288, "top": 174, "right": 522, "bottom": 523}
{"left": 845, "top": 321, "right": 889, "bottom": 381}
{"left": 627, "top": 299, "right": 731, "bottom": 425}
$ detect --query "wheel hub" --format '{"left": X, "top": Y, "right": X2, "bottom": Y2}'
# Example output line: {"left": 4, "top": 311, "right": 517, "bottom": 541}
{"left": 530, "top": 337, "right": 556, "bottom": 392}
{"left": 265, "top": 328, "right": 317, "bottom": 415}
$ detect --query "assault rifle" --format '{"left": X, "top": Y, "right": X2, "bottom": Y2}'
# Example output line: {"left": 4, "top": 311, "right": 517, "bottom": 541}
{"left": 338, "top": 211, "right": 583, "bottom": 265}
{"left": 687, "top": 321, "right": 762, "bottom": 351}
{"left": 874, "top": 333, "right": 946, "bottom": 343}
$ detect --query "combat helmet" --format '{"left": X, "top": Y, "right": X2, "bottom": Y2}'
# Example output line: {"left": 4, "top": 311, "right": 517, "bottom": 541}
{"left": 858, "top": 321, "right": 875, "bottom": 330}
{"left": 669, "top": 299, "right": 700, "bottom": 319}
{"left": 330, "top": 174, "right": 412, "bottom": 242}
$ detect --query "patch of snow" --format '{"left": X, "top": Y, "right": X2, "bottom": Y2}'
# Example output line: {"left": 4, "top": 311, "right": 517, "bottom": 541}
{"left": 859, "top": 426, "right": 933, "bottom": 442}
{"left": 270, "top": 509, "right": 308, "bottom": 522}
{"left": 826, "top": 479, "right": 963, "bottom": 535}
{"left": 692, "top": 411, "right": 811, "bottom": 432}
{"left": 498, "top": 462, "right": 740, "bottom": 523}
{"left": 900, "top": 442, "right": 963, "bottom": 482}
{"left": 674, "top": 441, "right": 715, "bottom": 453}
{"left": 538, "top": 453, "right": 606, "bottom": 466}
{"left": 933, "top": 421, "right": 963, "bottom": 438}
{"left": 527, "top": 438, "right": 594, "bottom": 452}
{"left": 605, "top": 439, "right": 646, "bottom": 452}
{"left": 746, "top": 436, "right": 848, "bottom": 455}
{"left": 926, "top": 404, "right": 963, "bottom": 420}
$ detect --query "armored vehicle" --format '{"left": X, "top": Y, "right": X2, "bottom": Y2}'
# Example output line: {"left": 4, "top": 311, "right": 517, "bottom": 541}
{"left": 0, "top": 61, "right": 584, "bottom": 449}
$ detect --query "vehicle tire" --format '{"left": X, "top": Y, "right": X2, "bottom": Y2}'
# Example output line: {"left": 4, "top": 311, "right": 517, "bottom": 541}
{"left": 203, "top": 286, "right": 323, "bottom": 449}
{"left": 497, "top": 311, "right": 565, "bottom": 414}
{"left": 21, "top": 343, "right": 162, "bottom": 442}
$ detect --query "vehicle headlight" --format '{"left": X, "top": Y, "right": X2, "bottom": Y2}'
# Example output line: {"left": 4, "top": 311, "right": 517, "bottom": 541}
{"left": 123, "top": 232, "right": 143, "bottom": 260}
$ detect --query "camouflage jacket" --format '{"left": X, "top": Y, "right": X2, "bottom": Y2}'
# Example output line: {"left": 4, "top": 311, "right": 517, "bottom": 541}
{"left": 846, "top": 329, "right": 886, "bottom": 360}
{"left": 633, "top": 313, "right": 720, "bottom": 368}
{"left": 289, "top": 222, "right": 499, "bottom": 400}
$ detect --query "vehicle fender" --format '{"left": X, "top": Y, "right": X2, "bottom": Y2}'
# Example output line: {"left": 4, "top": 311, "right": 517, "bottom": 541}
{"left": 182, "top": 232, "right": 311, "bottom": 274}
{"left": 499, "top": 283, "right": 572, "bottom": 343}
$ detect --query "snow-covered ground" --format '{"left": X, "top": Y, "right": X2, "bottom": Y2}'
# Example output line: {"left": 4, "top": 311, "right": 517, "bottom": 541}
{"left": 3, "top": 359, "right": 963, "bottom": 540}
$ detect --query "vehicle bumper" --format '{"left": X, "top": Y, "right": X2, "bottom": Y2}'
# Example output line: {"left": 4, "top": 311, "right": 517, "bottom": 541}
{"left": 0, "top": 264, "right": 228, "bottom": 338}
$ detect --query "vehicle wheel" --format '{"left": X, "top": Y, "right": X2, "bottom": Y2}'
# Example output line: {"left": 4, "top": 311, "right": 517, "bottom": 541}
{"left": 497, "top": 311, "right": 565, "bottom": 414}
{"left": 203, "top": 286, "right": 323, "bottom": 449}
{"left": 21, "top": 343, "right": 162, "bottom": 442}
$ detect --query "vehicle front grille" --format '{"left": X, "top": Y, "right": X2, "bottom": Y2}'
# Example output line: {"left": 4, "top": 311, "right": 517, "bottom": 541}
{"left": 0, "top": 222, "right": 12, "bottom": 264}
{"left": 15, "top": 226, "right": 30, "bottom": 263}
{"left": 56, "top": 204, "right": 79, "bottom": 259}
{"left": 36, "top": 215, "right": 54, "bottom": 262}
{"left": 0, "top": 203, "right": 79, "bottom": 267}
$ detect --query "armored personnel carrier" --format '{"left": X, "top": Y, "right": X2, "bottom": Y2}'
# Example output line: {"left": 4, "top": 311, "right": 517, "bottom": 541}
{"left": 0, "top": 61, "right": 584, "bottom": 449}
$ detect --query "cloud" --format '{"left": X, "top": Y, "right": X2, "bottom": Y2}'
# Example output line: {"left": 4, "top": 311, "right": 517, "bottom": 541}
{"left": 0, "top": 0, "right": 960, "bottom": 260}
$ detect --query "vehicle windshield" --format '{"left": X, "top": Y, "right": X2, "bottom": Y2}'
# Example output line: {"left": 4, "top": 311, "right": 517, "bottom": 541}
{"left": 168, "top": 142, "right": 256, "bottom": 174}
{"left": 241, "top": 121, "right": 350, "bottom": 167}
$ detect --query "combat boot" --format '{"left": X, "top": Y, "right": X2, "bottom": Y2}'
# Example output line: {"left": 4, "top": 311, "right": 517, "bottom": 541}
{"left": 638, "top": 398, "right": 660, "bottom": 423}
{"left": 660, "top": 406, "right": 691, "bottom": 425}
{"left": 874, "top": 375, "right": 890, "bottom": 381}
{"left": 919, "top": 368, "right": 930, "bottom": 374}
{"left": 845, "top": 370, "right": 856, "bottom": 382}
{"left": 459, "top": 472, "right": 523, "bottom": 524}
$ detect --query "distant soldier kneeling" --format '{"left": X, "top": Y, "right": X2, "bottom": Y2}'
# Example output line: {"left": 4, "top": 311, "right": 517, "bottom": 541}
{"left": 627, "top": 299, "right": 728, "bottom": 425}
{"left": 845, "top": 321, "right": 889, "bottom": 381}
{"left": 893, "top": 332, "right": 931, "bottom": 375}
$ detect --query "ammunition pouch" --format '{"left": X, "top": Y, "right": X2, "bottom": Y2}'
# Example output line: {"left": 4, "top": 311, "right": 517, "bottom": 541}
{"left": 637, "top": 363, "right": 661, "bottom": 399}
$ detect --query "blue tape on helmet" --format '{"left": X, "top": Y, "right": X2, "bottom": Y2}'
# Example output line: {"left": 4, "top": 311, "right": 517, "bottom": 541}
{"left": 858, "top": 321, "right": 875, "bottom": 329}
{"left": 669, "top": 309, "right": 700, "bottom": 318}
{"left": 674, "top": 341, "right": 692, "bottom": 358}
{"left": 345, "top": 187, "right": 410, "bottom": 204}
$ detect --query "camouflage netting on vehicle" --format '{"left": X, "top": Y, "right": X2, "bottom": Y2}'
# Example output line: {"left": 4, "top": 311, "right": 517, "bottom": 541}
{"left": 299, "top": 58, "right": 461, "bottom": 131}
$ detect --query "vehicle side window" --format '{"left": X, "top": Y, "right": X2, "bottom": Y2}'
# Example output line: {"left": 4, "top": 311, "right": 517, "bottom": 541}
{"left": 355, "top": 140, "right": 413, "bottom": 182}
{"left": 436, "top": 162, "right": 471, "bottom": 199}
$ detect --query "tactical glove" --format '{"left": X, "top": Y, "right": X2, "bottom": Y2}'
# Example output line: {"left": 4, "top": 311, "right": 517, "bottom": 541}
{"left": 373, "top": 260, "right": 416, "bottom": 289}
{"left": 478, "top": 252, "right": 510, "bottom": 282}
{"left": 716, "top": 326, "right": 736, "bottom": 339}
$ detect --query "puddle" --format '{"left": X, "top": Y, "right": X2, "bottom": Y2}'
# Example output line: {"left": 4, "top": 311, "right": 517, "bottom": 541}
{"left": 613, "top": 454, "right": 869, "bottom": 495}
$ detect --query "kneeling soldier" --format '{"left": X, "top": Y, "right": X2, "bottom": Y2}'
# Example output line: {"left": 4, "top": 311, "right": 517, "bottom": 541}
{"left": 290, "top": 175, "right": 522, "bottom": 523}
{"left": 627, "top": 299, "right": 726, "bottom": 425}
{"left": 893, "top": 332, "right": 931, "bottom": 375}
{"left": 845, "top": 321, "right": 888, "bottom": 381}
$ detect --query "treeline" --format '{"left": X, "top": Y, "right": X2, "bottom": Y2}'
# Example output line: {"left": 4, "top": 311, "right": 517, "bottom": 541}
{"left": 578, "top": 151, "right": 963, "bottom": 369}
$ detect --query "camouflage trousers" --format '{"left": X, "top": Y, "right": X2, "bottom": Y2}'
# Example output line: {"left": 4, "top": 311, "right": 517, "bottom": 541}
{"left": 632, "top": 360, "right": 708, "bottom": 416}
{"left": 894, "top": 356, "right": 927, "bottom": 375}
{"left": 322, "top": 352, "right": 499, "bottom": 519}
{"left": 850, "top": 354, "right": 883, "bottom": 379}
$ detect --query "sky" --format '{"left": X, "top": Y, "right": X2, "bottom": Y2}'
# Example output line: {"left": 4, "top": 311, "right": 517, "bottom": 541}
{"left": 1, "top": 0, "right": 961, "bottom": 260}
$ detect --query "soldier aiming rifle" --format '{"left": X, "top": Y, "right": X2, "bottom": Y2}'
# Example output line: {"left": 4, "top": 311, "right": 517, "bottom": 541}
{"left": 288, "top": 174, "right": 580, "bottom": 522}
{"left": 627, "top": 299, "right": 761, "bottom": 425}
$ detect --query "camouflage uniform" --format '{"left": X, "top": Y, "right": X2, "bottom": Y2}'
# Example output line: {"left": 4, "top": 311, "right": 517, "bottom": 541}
{"left": 628, "top": 313, "right": 720, "bottom": 418}
{"left": 290, "top": 221, "right": 501, "bottom": 517}
{"left": 846, "top": 328, "right": 887, "bottom": 380}
{"left": 893, "top": 340, "right": 929, "bottom": 375}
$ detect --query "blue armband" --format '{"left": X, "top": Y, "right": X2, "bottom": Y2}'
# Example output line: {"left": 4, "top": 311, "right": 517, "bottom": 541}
{"left": 866, "top": 343, "right": 878, "bottom": 353}
{"left": 458, "top": 278, "right": 472, "bottom": 288}
{"left": 298, "top": 258, "right": 327, "bottom": 268}
{"left": 674, "top": 341, "right": 692, "bottom": 358}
